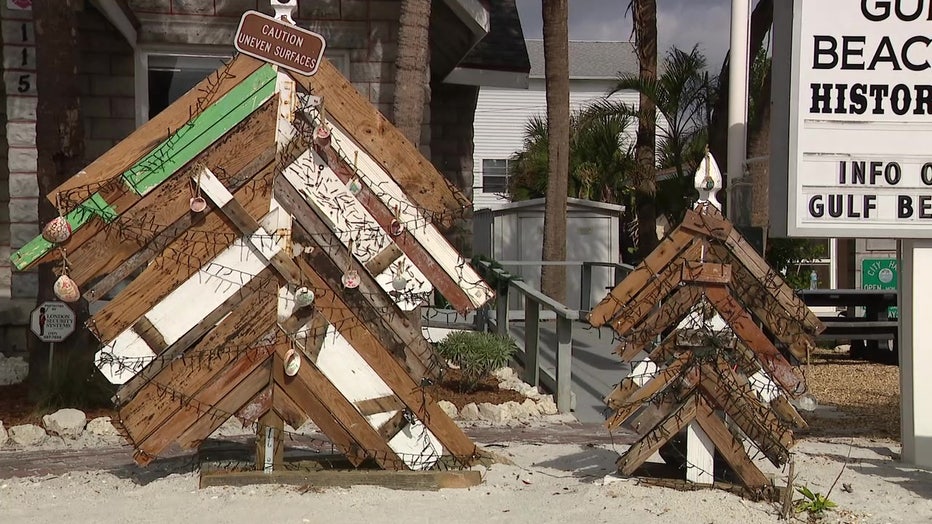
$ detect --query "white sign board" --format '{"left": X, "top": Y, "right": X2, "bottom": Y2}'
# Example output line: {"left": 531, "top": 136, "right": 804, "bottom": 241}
{"left": 778, "top": 0, "right": 932, "bottom": 238}
{"left": 30, "top": 301, "right": 76, "bottom": 342}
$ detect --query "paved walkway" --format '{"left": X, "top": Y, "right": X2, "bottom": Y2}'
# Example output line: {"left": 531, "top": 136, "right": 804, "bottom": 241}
{"left": 507, "top": 320, "right": 630, "bottom": 424}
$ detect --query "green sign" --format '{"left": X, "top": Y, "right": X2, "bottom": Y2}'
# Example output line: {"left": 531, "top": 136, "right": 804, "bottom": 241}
{"left": 861, "top": 258, "right": 897, "bottom": 318}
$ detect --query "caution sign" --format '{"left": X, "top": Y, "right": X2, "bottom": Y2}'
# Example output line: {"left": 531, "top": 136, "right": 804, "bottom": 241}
{"left": 30, "top": 301, "right": 76, "bottom": 342}
{"left": 234, "top": 10, "right": 326, "bottom": 76}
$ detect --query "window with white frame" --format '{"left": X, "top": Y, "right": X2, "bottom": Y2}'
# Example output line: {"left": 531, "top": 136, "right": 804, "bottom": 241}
{"left": 787, "top": 238, "right": 836, "bottom": 289}
{"left": 482, "top": 158, "right": 512, "bottom": 193}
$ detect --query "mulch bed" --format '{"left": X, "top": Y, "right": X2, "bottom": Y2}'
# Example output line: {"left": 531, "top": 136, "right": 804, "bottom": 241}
{"left": 0, "top": 382, "right": 116, "bottom": 427}
{"left": 425, "top": 368, "right": 526, "bottom": 410}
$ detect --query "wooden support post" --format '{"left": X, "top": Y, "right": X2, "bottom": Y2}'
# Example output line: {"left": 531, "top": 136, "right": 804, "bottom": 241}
{"left": 523, "top": 295, "right": 540, "bottom": 387}
{"left": 496, "top": 281, "right": 510, "bottom": 338}
{"left": 580, "top": 262, "right": 593, "bottom": 312}
{"left": 256, "top": 409, "right": 284, "bottom": 473}
{"left": 685, "top": 423, "right": 715, "bottom": 484}
{"left": 556, "top": 316, "right": 573, "bottom": 413}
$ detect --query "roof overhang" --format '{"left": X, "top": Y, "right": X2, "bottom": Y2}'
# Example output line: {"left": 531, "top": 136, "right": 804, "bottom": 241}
{"left": 444, "top": 66, "right": 529, "bottom": 89}
{"left": 91, "top": 0, "right": 139, "bottom": 48}
{"left": 443, "top": 0, "right": 491, "bottom": 48}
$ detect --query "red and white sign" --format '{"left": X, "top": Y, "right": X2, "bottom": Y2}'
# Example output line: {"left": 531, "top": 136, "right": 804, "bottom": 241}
{"left": 7, "top": 0, "right": 31, "bottom": 10}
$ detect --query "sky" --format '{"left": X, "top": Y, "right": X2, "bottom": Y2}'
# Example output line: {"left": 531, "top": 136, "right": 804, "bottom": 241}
{"left": 514, "top": 0, "right": 733, "bottom": 72}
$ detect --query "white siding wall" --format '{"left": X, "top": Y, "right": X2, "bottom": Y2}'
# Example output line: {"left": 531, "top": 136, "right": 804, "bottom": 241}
{"left": 472, "top": 78, "right": 639, "bottom": 210}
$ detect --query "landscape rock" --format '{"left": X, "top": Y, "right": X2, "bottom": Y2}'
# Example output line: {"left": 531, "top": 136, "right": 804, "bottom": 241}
{"left": 492, "top": 367, "right": 515, "bottom": 382}
{"left": 536, "top": 395, "right": 559, "bottom": 415}
{"left": 9, "top": 424, "right": 47, "bottom": 446}
{"left": 500, "top": 401, "right": 527, "bottom": 421}
{"left": 0, "top": 353, "right": 28, "bottom": 386}
{"left": 459, "top": 403, "right": 480, "bottom": 421}
{"left": 0, "top": 421, "right": 7, "bottom": 447}
{"left": 477, "top": 402, "right": 510, "bottom": 424}
{"left": 85, "top": 417, "right": 119, "bottom": 437}
{"left": 521, "top": 398, "right": 541, "bottom": 418}
{"left": 42, "top": 408, "right": 87, "bottom": 438}
{"left": 437, "top": 400, "right": 458, "bottom": 419}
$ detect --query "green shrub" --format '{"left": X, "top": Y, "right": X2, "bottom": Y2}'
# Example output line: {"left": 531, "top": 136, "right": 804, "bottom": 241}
{"left": 436, "top": 331, "right": 517, "bottom": 393}
{"left": 38, "top": 352, "right": 115, "bottom": 411}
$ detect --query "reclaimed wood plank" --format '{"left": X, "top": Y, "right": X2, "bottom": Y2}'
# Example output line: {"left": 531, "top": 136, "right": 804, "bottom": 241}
{"left": 288, "top": 59, "right": 470, "bottom": 229}
{"left": 309, "top": 120, "right": 493, "bottom": 311}
{"left": 119, "top": 279, "right": 278, "bottom": 446}
{"left": 110, "top": 268, "right": 277, "bottom": 400}
{"left": 272, "top": 342, "right": 405, "bottom": 471}
{"left": 605, "top": 352, "right": 692, "bottom": 429}
{"left": 53, "top": 55, "right": 266, "bottom": 196}
{"left": 694, "top": 396, "right": 771, "bottom": 488}
{"left": 199, "top": 469, "right": 482, "bottom": 490}
{"left": 610, "top": 241, "right": 701, "bottom": 336}
{"left": 89, "top": 163, "right": 278, "bottom": 344}
{"left": 627, "top": 386, "right": 695, "bottom": 436}
{"left": 770, "top": 394, "right": 809, "bottom": 431}
{"left": 13, "top": 65, "right": 278, "bottom": 271}
{"left": 615, "top": 285, "right": 705, "bottom": 358}
{"left": 704, "top": 286, "right": 806, "bottom": 396}
{"left": 270, "top": 385, "right": 308, "bottom": 431}
{"left": 236, "top": 386, "right": 272, "bottom": 427}
{"left": 292, "top": 256, "right": 479, "bottom": 464}
{"left": 134, "top": 356, "right": 273, "bottom": 466}
{"left": 617, "top": 396, "right": 698, "bottom": 476}
{"left": 588, "top": 228, "right": 698, "bottom": 327}
{"left": 681, "top": 261, "right": 731, "bottom": 285}
{"left": 356, "top": 395, "right": 406, "bottom": 417}
{"left": 277, "top": 179, "right": 440, "bottom": 380}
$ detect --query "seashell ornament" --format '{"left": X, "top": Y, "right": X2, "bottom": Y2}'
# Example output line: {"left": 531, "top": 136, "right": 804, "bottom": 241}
{"left": 294, "top": 287, "right": 315, "bottom": 308}
{"left": 283, "top": 349, "right": 301, "bottom": 377}
{"left": 342, "top": 269, "right": 360, "bottom": 289}
{"left": 42, "top": 216, "right": 72, "bottom": 244}
{"left": 54, "top": 274, "right": 80, "bottom": 303}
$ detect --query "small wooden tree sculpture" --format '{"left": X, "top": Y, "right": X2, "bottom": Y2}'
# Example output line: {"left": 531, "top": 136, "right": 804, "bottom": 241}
{"left": 588, "top": 153, "right": 824, "bottom": 497}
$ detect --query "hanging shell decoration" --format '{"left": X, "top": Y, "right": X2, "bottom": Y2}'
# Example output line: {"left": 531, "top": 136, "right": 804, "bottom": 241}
{"left": 283, "top": 348, "right": 302, "bottom": 377}
{"left": 42, "top": 216, "right": 72, "bottom": 244}
{"left": 294, "top": 286, "right": 315, "bottom": 308}
{"left": 54, "top": 274, "right": 80, "bottom": 303}
{"left": 342, "top": 269, "right": 360, "bottom": 289}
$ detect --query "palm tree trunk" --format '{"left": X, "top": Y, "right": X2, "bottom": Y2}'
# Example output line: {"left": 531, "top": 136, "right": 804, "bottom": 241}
{"left": 540, "top": 0, "right": 570, "bottom": 302}
{"left": 393, "top": 0, "right": 431, "bottom": 147}
{"left": 31, "top": 0, "right": 89, "bottom": 399}
{"left": 631, "top": 0, "right": 658, "bottom": 260}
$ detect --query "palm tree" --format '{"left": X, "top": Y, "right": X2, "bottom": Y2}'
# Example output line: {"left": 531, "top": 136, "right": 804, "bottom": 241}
{"left": 628, "top": 0, "right": 658, "bottom": 260}
{"left": 604, "top": 46, "right": 716, "bottom": 224}
{"left": 540, "top": 0, "right": 571, "bottom": 302}
{"left": 509, "top": 107, "right": 635, "bottom": 204}
{"left": 393, "top": 0, "right": 431, "bottom": 146}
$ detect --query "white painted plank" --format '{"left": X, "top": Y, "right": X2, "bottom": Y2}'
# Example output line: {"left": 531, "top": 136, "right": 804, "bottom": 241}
{"left": 94, "top": 331, "right": 154, "bottom": 385}
{"left": 322, "top": 119, "right": 493, "bottom": 308}
{"left": 686, "top": 422, "right": 715, "bottom": 484}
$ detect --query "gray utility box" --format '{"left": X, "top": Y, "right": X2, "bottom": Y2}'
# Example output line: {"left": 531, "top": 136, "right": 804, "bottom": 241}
{"left": 473, "top": 197, "right": 623, "bottom": 311}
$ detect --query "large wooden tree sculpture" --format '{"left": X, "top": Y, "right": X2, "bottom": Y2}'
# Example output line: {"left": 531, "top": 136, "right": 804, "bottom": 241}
{"left": 588, "top": 155, "right": 824, "bottom": 495}
{"left": 11, "top": 10, "right": 492, "bottom": 474}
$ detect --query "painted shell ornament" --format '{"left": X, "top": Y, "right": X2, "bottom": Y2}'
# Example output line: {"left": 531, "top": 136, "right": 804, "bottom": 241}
{"left": 283, "top": 349, "right": 302, "bottom": 377}
{"left": 53, "top": 274, "right": 80, "bottom": 303}
{"left": 294, "top": 287, "right": 315, "bottom": 308}
{"left": 391, "top": 274, "right": 408, "bottom": 292}
{"left": 389, "top": 219, "right": 404, "bottom": 237}
{"left": 341, "top": 269, "right": 360, "bottom": 289}
{"left": 313, "top": 125, "right": 331, "bottom": 147}
{"left": 189, "top": 196, "right": 207, "bottom": 213}
{"left": 42, "top": 216, "right": 72, "bottom": 244}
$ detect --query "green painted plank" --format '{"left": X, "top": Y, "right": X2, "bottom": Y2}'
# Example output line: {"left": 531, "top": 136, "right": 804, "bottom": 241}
{"left": 124, "top": 64, "right": 277, "bottom": 195}
{"left": 10, "top": 65, "right": 277, "bottom": 272}
{"left": 10, "top": 193, "right": 117, "bottom": 270}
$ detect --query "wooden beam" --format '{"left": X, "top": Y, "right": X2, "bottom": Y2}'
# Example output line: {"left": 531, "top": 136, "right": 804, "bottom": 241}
{"left": 615, "top": 285, "right": 705, "bottom": 358}
{"left": 287, "top": 59, "right": 469, "bottom": 230}
{"left": 355, "top": 395, "right": 406, "bottom": 417}
{"left": 617, "top": 396, "right": 698, "bottom": 476}
{"left": 270, "top": 384, "right": 308, "bottom": 430}
{"left": 89, "top": 161, "right": 278, "bottom": 344}
{"left": 588, "top": 229, "right": 699, "bottom": 327}
{"left": 118, "top": 279, "right": 279, "bottom": 447}
{"left": 277, "top": 180, "right": 440, "bottom": 380}
{"left": 256, "top": 409, "right": 285, "bottom": 472}
{"left": 199, "top": 469, "right": 482, "bottom": 490}
{"left": 704, "top": 286, "right": 805, "bottom": 396}
{"left": 694, "top": 397, "right": 771, "bottom": 488}
{"left": 605, "top": 353, "right": 692, "bottom": 429}
{"left": 273, "top": 343, "right": 406, "bottom": 470}
{"left": 770, "top": 394, "right": 808, "bottom": 431}
{"left": 309, "top": 134, "right": 491, "bottom": 312}
{"left": 681, "top": 261, "right": 731, "bottom": 285}
{"left": 112, "top": 268, "right": 277, "bottom": 404}
{"left": 610, "top": 241, "right": 703, "bottom": 336}
{"left": 292, "top": 257, "right": 479, "bottom": 464}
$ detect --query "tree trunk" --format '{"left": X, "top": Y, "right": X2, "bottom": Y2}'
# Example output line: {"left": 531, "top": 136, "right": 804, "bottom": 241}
{"left": 631, "top": 0, "right": 658, "bottom": 260}
{"left": 393, "top": 0, "right": 431, "bottom": 148}
{"left": 540, "top": 0, "right": 570, "bottom": 303}
{"left": 30, "top": 0, "right": 92, "bottom": 400}
{"left": 748, "top": 65, "right": 772, "bottom": 229}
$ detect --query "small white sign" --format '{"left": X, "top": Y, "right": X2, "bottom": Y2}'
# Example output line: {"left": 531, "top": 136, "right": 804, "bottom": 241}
{"left": 30, "top": 301, "right": 76, "bottom": 342}
{"left": 6, "top": 0, "right": 31, "bottom": 10}
{"left": 782, "top": 0, "right": 932, "bottom": 238}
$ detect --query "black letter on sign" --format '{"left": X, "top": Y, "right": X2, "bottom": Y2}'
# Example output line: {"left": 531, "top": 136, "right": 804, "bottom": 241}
{"left": 809, "top": 195, "right": 825, "bottom": 218}
{"left": 885, "top": 162, "right": 902, "bottom": 184}
{"left": 899, "top": 195, "right": 914, "bottom": 218}
{"left": 861, "top": 0, "right": 891, "bottom": 21}
{"left": 921, "top": 162, "right": 932, "bottom": 185}
{"left": 921, "top": 196, "right": 932, "bottom": 219}
{"left": 813, "top": 36, "right": 839, "bottom": 69}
